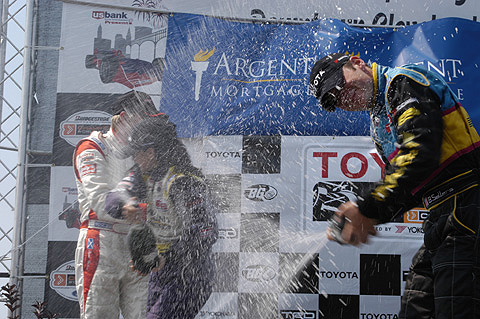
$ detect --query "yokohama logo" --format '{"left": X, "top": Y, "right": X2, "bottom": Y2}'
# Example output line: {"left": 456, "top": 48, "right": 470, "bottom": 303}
{"left": 395, "top": 226, "right": 407, "bottom": 233}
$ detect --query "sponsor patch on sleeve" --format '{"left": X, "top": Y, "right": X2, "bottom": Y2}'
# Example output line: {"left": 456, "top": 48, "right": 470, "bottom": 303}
{"left": 80, "top": 164, "right": 97, "bottom": 177}
{"left": 79, "top": 152, "right": 95, "bottom": 162}
{"left": 393, "top": 97, "right": 418, "bottom": 116}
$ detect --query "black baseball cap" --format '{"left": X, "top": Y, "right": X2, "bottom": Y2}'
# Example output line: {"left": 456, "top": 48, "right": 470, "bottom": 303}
{"left": 309, "top": 53, "right": 350, "bottom": 112}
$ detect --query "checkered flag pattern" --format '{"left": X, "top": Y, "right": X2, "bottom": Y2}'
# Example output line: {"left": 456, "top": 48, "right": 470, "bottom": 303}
{"left": 194, "top": 136, "right": 424, "bottom": 319}
{"left": 47, "top": 135, "right": 425, "bottom": 318}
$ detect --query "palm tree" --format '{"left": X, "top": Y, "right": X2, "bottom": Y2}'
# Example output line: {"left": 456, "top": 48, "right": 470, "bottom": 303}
{"left": 132, "top": 0, "right": 168, "bottom": 28}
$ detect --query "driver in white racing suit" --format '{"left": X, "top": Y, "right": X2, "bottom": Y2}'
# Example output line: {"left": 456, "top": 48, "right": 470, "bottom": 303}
{"left": 74, "top": 91, "right": 160, "bottom": 319}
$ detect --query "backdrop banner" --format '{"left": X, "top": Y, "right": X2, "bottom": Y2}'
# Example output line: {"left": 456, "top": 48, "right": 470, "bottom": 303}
{"left": 63, "top": 0, "right": 479, "bottom": 26}
{"left": 161, "top": 14, "right": 480, "bottom": 137}
{"left": 51, "top": 5, "right": 480, "bottom": 318}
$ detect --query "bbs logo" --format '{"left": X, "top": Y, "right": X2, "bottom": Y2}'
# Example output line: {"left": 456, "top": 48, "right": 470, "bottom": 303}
{"left": 280, "top": 310, "right": 316, "bottom": 319}
{"left": 244, "top": 184, "right": 277, "bottom": 201}
{"left": 241, "top": 264, "right": 276, "bottom": 282}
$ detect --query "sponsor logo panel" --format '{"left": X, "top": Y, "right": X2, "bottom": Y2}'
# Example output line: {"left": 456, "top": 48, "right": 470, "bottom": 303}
{"left": 278, "top": 294, "right": 319, "bottom": 318}
{"left": 303, "top": 141, "right": 382, "bottom": 229}
{"left": 219, "top": 227, "right": 239, "bottom": 240}
{"left": 247, "top": 3, "right": 477, "bottom": 27}
{"left": 244, "top": 184, "right": 278, "bottom": 201}
{"left": 184, "top": 137, "right": 243, "bottom": 175}
{"left": 49, "top": 166, "right": 83, "bottom": 241}
{"left": 239, "top": 252, "right": 278, "bottom": 293}
{"left": 359, "top": 295, "right": 402, "bottom": 319}
{"left": 195, "top": 292, "right": 237, "bottom": 319}
{"left": 59, "top": 110, "right": 111, "bottom": 147}
{"left": 241, "top": 264, "right": 276, "bottom": 283}
{"left": 318, "top": 265, "right": 360, "bottom": 295}
{"left": 372, "top": 223, "right": 424, "bottom": 238}
{"left": 91, "top": 10, "right": 133, "bottom": 25}
{"left": 49, "top": 260, "right": 77, "bottom": 301}
{"left": 213, "top": 213, "right": 240, "bottom": 253}
{"left": 403, "top": 208, "right": 429, "bottom": 224}
{"left": 279, "top": 310, "right": 317, "bottom": 319}
{"left": 206, "top": 151, "right": 242, "bottom": 159}
{"left": 189, "top": 47, "right": 308, "bottom": 103}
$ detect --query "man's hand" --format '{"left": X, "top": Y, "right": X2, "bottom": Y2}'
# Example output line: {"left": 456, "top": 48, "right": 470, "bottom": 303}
{"left": 122, "top": 197, "right": 143, "bottom": 224}
{"left": 327, "top": 201, "right": 377, "bottom": 246}
{"left": 128, "top": 224, "right": 162, "bottom": 275}
{"left": 130, "top": 254, "right": 166, "bottom": 276}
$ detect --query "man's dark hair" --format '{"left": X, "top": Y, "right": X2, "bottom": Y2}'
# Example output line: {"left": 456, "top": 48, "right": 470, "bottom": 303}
{"left": 113, "top": 90, "right": 158, "bottom": 116}
{"left": 130, "top": 116, "right": 203, "bottom": 177}
{"left": 309, "top": 53, "right": 350, "bottom": 112}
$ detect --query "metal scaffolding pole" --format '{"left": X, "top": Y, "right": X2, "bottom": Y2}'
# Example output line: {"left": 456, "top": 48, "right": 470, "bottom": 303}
{"left": 9, "top": 0, "right": 34, "bottom": 317}
{"left": 0, "top": 0, "right": 8, "bottom": 134}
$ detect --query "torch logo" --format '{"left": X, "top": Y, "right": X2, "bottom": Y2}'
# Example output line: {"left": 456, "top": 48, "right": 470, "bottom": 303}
{"left": 191, "top": 48, "right": 215, "bottom": 101}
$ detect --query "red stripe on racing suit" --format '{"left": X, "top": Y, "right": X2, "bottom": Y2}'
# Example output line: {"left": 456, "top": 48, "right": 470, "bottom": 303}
{"left": 82, "top": 228, "right": 100, "bottom": 312}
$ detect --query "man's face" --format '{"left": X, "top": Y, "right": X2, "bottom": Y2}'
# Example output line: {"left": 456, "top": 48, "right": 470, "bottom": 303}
{"left": 126, "top": 112, "right": 143, "bottom": 130}
{"left": 114, "top": 114, "right": 133, "bottom": 144}
{"left": 134, "top": 147, "right": 156, "bottom": 173}
{"left": 116, "top": 111, "right": 143, "bottom": 144}
{"left": 334, "top": 58, "right": 373, "bottom": 111}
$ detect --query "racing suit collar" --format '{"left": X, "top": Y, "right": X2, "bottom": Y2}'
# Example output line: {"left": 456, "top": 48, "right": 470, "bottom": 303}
{"left": 149, "top": 165, "right": 171, "bottom": 180}
{"left": 370, "top": 62, "right": 378, "bottom": 111}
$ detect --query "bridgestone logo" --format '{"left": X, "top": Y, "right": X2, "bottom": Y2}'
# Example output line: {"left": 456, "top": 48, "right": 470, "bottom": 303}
{"left": 74, "top": 116, "right": 111, "bottom": 121}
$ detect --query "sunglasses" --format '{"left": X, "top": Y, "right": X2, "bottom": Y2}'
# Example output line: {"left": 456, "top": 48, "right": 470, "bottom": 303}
{"left": 321, "top": 83, "right": 344, "bottom": 112}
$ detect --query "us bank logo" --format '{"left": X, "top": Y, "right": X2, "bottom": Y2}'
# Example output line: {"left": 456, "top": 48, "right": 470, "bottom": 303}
{"left": 191, "top": 48, "right": 215, "bottom": 101}
{"left": 91, "top": 11, "right": 133, "bottom": 25}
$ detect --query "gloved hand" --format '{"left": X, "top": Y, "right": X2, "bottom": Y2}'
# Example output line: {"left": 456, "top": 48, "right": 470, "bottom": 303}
{"left": 127, "top": 224, "right": 159, "bottom": 275}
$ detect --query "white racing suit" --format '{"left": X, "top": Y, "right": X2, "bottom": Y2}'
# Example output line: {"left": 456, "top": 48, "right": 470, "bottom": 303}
{"left": 73, "top": 130, "right": 149, "bottom": 319}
